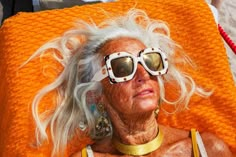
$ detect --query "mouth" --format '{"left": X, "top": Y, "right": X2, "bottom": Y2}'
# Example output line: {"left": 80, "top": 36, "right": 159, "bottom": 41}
{"left": 134, "top": 88, "right": 154, "bottom": 97}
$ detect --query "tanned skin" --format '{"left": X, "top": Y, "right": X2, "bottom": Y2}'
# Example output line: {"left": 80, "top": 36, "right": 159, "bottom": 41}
{"left": 71, "top": 37, "right": 233, "bottom": 157}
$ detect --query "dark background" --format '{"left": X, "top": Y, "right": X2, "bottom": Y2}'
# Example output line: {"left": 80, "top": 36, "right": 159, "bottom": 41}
{"left": 0, "top": 0, "right": 33, "bottom": 24}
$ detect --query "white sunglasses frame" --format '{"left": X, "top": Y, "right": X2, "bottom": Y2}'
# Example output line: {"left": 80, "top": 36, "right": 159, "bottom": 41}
{"left": 91, "top": 47, "right": 168, "bottom": 83}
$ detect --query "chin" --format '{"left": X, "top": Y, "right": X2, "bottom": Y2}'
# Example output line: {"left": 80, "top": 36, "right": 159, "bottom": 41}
{"left": 135, "top": 100, "right": 158, "bottom": 113}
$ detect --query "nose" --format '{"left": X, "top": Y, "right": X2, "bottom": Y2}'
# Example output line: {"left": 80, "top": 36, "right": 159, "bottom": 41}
{"left": 134, "top": 63, "right": 150, "bottom": 83}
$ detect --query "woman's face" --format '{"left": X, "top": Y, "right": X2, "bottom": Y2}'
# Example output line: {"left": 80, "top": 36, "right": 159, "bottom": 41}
{"left": 99, "top": 37, "right": 160, "bottom": 116}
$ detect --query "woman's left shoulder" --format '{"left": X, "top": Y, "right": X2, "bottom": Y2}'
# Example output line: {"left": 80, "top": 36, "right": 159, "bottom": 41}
{"left": 200, "top": 132, "right": 233, "bottom": 157}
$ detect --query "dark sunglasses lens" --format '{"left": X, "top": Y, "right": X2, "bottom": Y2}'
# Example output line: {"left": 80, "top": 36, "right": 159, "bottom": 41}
{"left": 111, "top": 57, "right": 134, "bottom": 77}
{"left": 143, "top": 52, "right": 164, "bottom": 71}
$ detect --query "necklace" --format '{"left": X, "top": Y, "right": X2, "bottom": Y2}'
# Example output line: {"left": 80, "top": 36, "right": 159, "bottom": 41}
{"left": 112, "top": 128, "right": 163, "bottom": 156}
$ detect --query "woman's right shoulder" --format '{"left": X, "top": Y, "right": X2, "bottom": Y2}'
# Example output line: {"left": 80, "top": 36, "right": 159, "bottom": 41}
{"left": 70, "top": 151, "right": 126, "bottom": 157}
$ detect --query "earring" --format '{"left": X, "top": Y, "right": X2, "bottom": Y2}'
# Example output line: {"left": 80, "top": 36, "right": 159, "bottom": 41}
{"left": 154, "top": 108, "right": 159, "bottom": 117}
{"left": 95, "top": 103, "right": 112, "bottom": 138}
{"left": 154, "top": 98, "right": 162, "bottom": 117}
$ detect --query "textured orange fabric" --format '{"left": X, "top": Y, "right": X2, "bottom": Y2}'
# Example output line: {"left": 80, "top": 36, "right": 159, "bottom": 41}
{"left": 0, "top": 0, "right": 236, "bottom": 156}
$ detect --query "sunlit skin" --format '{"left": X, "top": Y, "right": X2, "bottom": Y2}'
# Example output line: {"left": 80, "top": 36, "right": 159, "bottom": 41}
{"left": 71, "top": 37, "right": 233, "bottom": 157}
{"left": 100, "top": 38, "right": 160, "bottom": 145}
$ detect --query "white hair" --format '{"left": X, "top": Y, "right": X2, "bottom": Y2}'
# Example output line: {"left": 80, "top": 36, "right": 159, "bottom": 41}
{"left": 26, "top": 9, "right": 211, "bottom": 156}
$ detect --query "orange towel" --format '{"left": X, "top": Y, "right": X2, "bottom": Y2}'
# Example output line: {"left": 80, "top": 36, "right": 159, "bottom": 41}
{"left": 0, "top": 0, "right": 235, "bottom": 156}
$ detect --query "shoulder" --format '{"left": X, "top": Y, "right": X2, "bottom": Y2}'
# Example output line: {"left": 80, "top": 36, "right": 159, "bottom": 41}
{"left": 159, "top": 125, "right": 188, "bottom": 144}
{"left": 200, "top": 132, "right": 233, "bottom": 157}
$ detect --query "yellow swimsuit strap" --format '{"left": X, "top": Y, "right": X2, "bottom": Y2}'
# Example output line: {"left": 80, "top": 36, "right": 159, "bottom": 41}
{"left": 81, "top": 146, "right": 94, "bottom": 157}
{"left": 191, "top": 129, "right": 199, "bottom": 157}
{"left": 81, "top": 147, "right": 87, "bottom": 157}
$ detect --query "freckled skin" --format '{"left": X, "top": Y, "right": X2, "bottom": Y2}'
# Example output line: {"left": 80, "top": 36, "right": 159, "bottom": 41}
{"left": 71, "top": 37, "right": 233, "bottom": 157}
{"left": 100, "top": 38, "right": 160, "bottom": 116}
{"left": 99, "top": 37, "right": 160, "bottom": 146}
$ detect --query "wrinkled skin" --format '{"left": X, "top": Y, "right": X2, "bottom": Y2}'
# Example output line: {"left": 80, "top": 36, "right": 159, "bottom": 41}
{"left": 71, "top": 37, "right": 233, "bottom": 157}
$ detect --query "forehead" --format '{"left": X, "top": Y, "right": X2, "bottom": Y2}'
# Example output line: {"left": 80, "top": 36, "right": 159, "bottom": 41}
{"left": 99, "top": 37, "right": 146, "bottom": 56}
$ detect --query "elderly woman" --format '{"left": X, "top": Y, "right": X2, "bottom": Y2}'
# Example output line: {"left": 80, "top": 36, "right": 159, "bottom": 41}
{"left": 27, "top": 9, "right": 232, "bottom": 157}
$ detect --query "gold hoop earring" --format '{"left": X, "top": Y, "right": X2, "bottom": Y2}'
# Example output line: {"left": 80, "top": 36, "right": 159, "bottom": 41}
{"left": 154, "top": 98, "right": 162, "bottom": 117}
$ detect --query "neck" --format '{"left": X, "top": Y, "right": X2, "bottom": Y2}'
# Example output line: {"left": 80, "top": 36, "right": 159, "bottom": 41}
{"left": 112, "top": 112, "right": 158, "bottom": 145}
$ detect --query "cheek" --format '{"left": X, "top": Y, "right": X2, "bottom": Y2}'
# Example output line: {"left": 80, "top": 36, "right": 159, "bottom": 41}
{"left": 152, "top": 81, "right": 161, "bottom": 101}
{"left": 150, "top": 77, "right": 160, "bottom": 94}
{"left": 102, "top": 81, "right": 134, "bottom": 110}
{"left": 152, "top": 80, "right": 160, "bottom": 95}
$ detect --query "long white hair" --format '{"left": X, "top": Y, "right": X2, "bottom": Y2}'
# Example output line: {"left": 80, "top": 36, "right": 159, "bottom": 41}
{"left": 25, "top": 9, "right": 211, "bottom": 156}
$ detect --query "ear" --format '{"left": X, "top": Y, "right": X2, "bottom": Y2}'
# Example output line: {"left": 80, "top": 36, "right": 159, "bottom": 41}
{"left": 99, "top": 92, "right": 109, "bottom": 109}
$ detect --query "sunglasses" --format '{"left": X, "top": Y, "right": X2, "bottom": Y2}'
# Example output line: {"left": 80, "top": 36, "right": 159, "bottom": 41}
{"left": 91, "top": 47, "right": 168, "bottom": 83}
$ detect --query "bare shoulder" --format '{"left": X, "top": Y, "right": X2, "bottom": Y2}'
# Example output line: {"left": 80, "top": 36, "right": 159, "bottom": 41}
{"left": 159, "top": 125, "right": 189, "bottom": 145}
{"left": 200, "top": 132, "right": 233, "bottom": 157}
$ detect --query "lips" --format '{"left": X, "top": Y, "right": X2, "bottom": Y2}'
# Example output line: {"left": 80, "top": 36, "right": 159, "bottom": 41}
{"left": 134, "top": 88, "right": 154, "bottom": 97}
